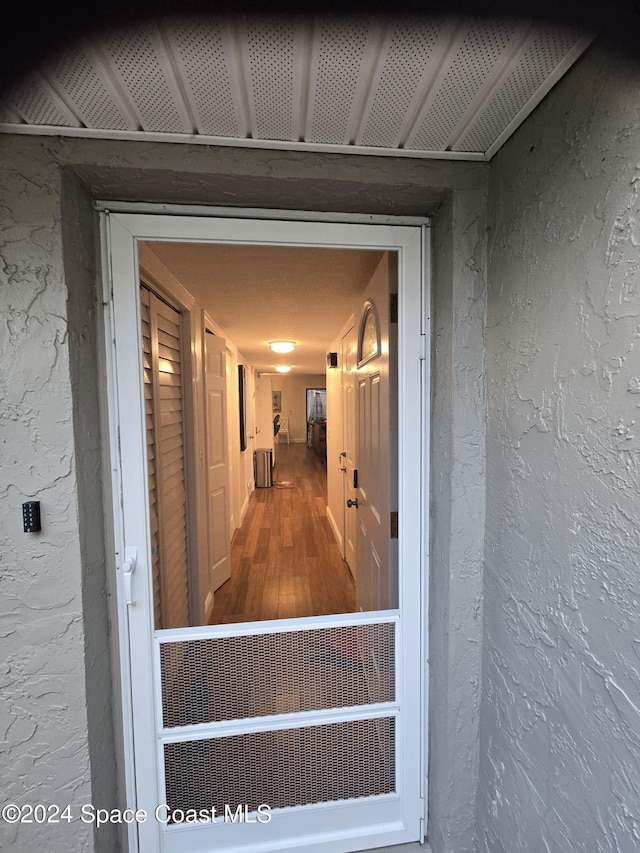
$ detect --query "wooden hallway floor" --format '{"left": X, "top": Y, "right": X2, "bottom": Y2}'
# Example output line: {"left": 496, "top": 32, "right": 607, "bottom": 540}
{"left": 210, "top": 443, "right": 356, "bottom": 624}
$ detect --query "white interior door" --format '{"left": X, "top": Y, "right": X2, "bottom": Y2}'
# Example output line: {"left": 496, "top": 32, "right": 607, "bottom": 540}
{"left": 342, "top": 322, "right": 358, "bottom": 587}
{"left": 226, "top": 346, "right": 240, "bottom": 534}
{"left": 105, "top": 212, "right": 428, "bottom": 853}
{"left": 354, "top": 255, "right": 394, "bottom": 613}
{"left": 205, "top": 330, "right": 232, "bottom": 594}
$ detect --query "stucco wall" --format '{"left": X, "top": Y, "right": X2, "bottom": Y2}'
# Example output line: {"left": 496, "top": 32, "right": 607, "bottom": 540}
{"left": 0, "top": 134, "right": 487, "bottom": 852}
{"left": 429, "top": 185, "right": 488, "bottom": 853}
{"left": 0, "top": 143, "right": 97, "bottom": 852}
{"left": 62, "top": 170, "right": 120, "bottom": 851}
{"left": 477, "top": 44, "right": 640, "bottom": 852}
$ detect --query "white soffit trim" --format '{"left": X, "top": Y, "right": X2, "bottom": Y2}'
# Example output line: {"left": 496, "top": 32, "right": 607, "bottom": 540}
{"left": 0, "top": 18, "right": 594, "bottom": 161}
{"left": 0, "top": 121, "right": 486, "bottom": 160}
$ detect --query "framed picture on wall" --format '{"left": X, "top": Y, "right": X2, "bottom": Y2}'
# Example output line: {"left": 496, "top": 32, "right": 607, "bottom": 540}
{"left": 272, "top": 391, "right": 281, "bottom": 413}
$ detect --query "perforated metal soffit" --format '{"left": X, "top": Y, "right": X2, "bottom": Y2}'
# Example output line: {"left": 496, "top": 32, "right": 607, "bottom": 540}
{"left": 0, "top": 16, "right": 592, "bottom": 161}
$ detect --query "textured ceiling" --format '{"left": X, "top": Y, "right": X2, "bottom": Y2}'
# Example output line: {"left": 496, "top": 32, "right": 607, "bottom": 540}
{"left": 0, "top": 16, "right": 591, "bottom": 160}
{"left": 144, "top": 241, "right": 385, "bottom": 374}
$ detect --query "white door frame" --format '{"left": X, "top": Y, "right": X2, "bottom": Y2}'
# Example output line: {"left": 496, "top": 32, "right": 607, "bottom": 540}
{"left": 101, "top": 209, "right": 431, "bottom": 853}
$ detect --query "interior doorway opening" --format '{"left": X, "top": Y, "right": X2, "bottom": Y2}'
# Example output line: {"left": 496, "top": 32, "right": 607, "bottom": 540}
{"left": 306, "top": 387, "right": 327, "bottom": 429}
{"left": 138, "top": 240, "right": 399, "bottom": 630}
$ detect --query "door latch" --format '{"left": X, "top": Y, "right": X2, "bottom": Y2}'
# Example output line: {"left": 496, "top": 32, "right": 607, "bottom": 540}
{"left": 122, "top": 546, "right": 137, "bottom": 607}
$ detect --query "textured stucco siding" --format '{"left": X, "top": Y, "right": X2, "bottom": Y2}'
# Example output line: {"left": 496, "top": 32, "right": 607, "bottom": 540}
{"left": 0, "top": 135, "right": 487, "bottom": 852}
{"left": 62, "top": 170, "right": 119, "bottom": 853}
{"left": 477, "top": 45, "right": 640, "bottom": 853}
{"left": 429, "top": 188, "right": 487, "bottom": 853}
{"left": 0, "top": 145, "right": 94, "bottom": 851}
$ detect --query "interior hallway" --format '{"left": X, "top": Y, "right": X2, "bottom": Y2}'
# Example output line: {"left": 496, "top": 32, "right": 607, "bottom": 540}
{"left": 210, "top": 443, "right": 356, "bottom": 624}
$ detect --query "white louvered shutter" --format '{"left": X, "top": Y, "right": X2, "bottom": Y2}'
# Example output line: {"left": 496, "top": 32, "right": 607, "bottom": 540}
{"left": 141, "top": 284, "right": 190, "bottom": 629}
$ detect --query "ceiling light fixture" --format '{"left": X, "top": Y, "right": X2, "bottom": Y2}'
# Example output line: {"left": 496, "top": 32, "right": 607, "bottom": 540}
{"left": 275, "top": 365, "right": 292, "bottom": 373}
{"left": 269, "top": 341, "right": 296, "bottom": 354}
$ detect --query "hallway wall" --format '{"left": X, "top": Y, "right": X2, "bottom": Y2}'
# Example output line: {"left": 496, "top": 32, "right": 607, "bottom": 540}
{"left": 479, "top": 43, "right": 640, "bottom": 852}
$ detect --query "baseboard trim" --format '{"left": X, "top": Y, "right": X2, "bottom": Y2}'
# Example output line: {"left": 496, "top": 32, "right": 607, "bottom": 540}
{"left": 239, "top": 494, "right": 250, "bottom": 526}
{"left": 204, "top": 591, "right": 214, "bottom": 623}
{"left": 326, "top": 504, "right": 343, "bottom": 553}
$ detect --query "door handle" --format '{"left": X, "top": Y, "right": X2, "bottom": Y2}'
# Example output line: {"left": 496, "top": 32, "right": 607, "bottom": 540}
{"left": 122, "top": 546, "right": 137, "bottom": 607}
{"left": 346, "top": 499, "right": 359, "bottom": 508}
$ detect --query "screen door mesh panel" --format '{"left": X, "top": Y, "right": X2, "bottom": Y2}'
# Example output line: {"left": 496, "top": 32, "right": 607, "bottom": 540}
{"left": 160, "top": 622, "right": 395, "bottom": 728}
{"left": 163, "top": 717, "right": 395, "bottom": 813}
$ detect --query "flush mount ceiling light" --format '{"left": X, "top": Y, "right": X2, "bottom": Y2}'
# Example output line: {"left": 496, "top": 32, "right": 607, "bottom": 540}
{"left": 275, "top": 365, "right": 292, "bottom": 373}
{"left": 269, "top": 341, "right": 296, "bottom": 354}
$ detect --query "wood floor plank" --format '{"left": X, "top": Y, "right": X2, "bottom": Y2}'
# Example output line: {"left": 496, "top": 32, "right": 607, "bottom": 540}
{"left": 210, "top": 444, "right": 355, "bottom": 624}
{"left": 253, "top": 528, "right": 271, "bottom": 563}
{"left": 260, "top": 561, "right": 281, "bottom": 621}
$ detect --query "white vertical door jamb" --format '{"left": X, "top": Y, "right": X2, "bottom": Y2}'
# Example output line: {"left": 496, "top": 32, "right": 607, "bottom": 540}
{"left": 396, "top": 225, "right": 424, "bottom": 839}
{"left": 100, "top": 211, "right": 140, "bottom": 853}
{"left": 106, "top": 214, "right": 163, "bottom": 851}
{"left": 419, "top": 223, "right": 431, "bottom": 839}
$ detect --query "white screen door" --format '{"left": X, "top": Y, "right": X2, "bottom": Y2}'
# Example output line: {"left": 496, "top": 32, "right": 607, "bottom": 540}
{"left": 105, "top": 212, "right": 429, "bottom": 853}
{"left": 204, "top": 330, "right": 232, "bottom": 594}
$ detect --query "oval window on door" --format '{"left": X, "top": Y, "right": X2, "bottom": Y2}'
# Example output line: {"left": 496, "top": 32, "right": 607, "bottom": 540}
{"left": 357, "top": 298, "right": 381, "bottom": 367}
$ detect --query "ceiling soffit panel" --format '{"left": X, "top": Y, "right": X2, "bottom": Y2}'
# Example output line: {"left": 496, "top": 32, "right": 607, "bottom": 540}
{"left": 0, "top": 16, "right": 592, "bottom": 161}
{"left": 167, "top": 20, "right": 244, "bottom": 138}
{"left": 47, "top": 45, "right": 133, "bottom": 131}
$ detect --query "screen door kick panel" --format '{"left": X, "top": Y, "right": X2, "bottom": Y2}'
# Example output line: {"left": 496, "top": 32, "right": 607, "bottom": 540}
{"left": 154, "top": 615, "right": 401, "bottom": 851}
